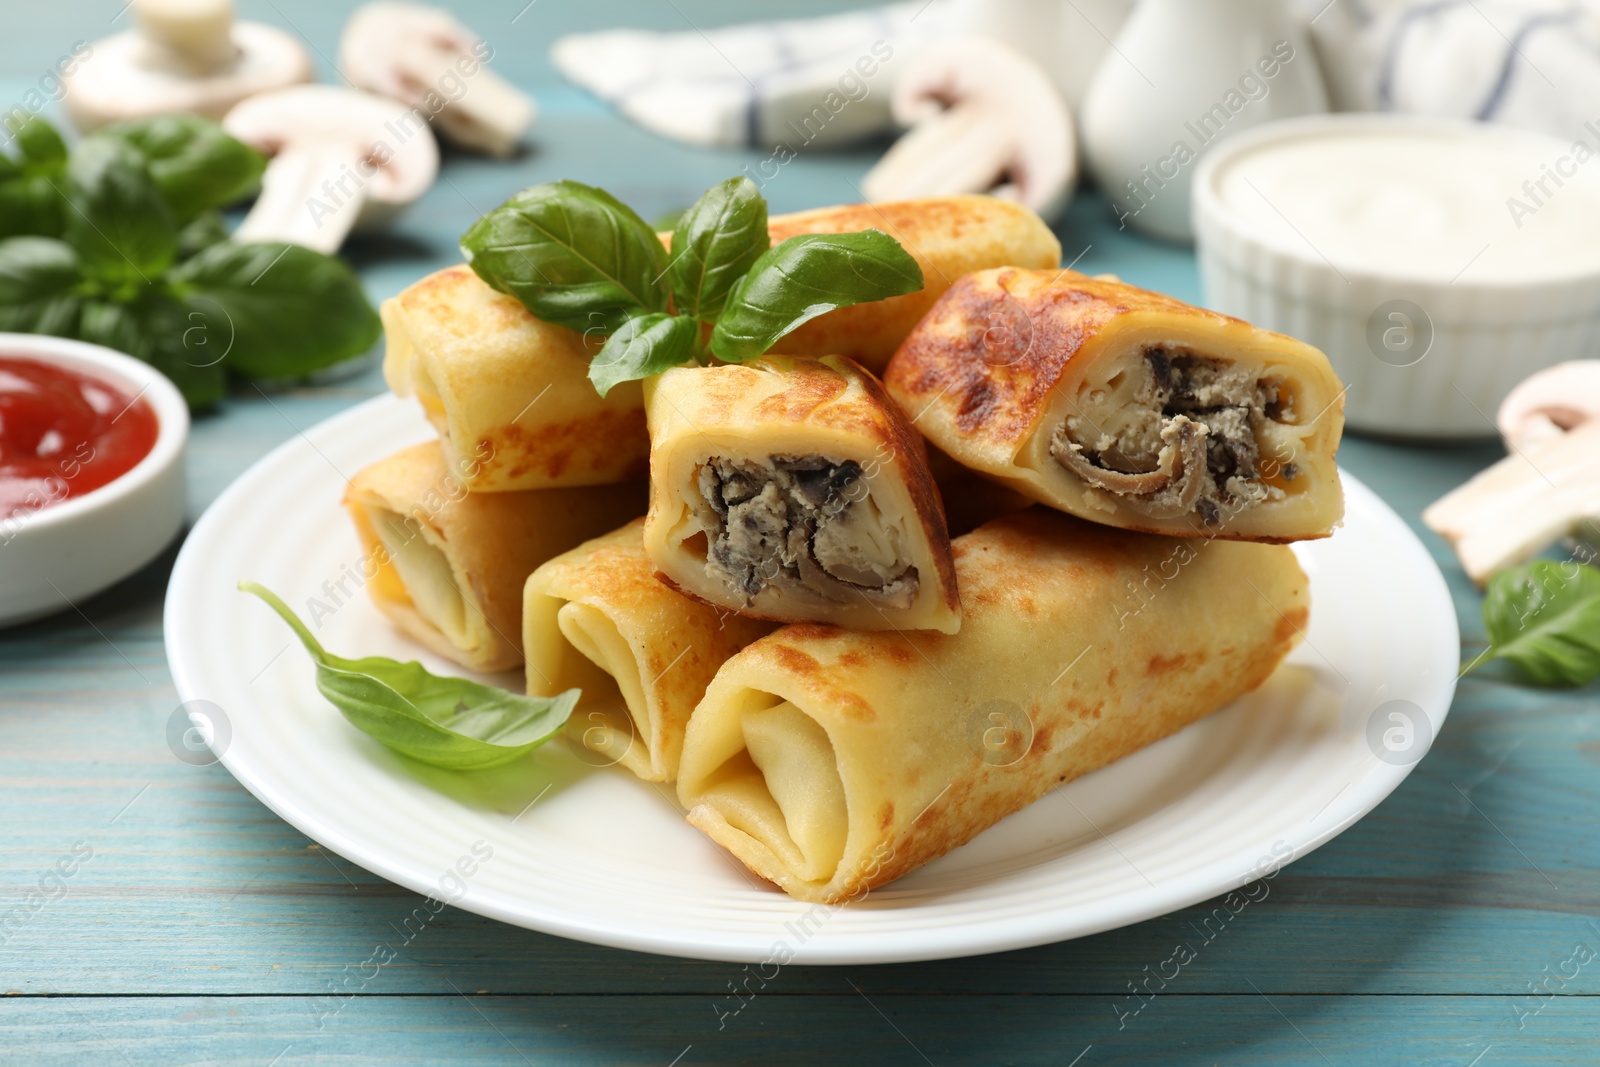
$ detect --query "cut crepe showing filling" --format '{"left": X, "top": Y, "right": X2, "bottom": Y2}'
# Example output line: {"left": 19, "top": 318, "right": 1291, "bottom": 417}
{"left": 365, "top": 505, "right": 474, "bottom": 648}
{"left": 1052, "top": 347, "right": 1301, "bottom": 527}
{"left": 696, "top": 692, "right": 849, "bottom": 885}
{"left": 689, "top": 455, "right": 918, "bottom": 610}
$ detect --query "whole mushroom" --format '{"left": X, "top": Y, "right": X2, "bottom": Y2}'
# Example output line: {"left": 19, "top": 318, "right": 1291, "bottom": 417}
{"left": 861, "top": 39, "right": 1075, "bottom": 220}
{"left": 339, "top": 2, "right": 536, "bottom": 158}
{"left": 222, "top": 85, "right": 440, "bottom": 253}
{"left": 65, "top": 0, "right": 312, "bottom": 131}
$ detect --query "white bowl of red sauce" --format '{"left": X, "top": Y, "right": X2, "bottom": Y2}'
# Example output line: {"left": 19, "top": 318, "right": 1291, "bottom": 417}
{"left": 0, "top": 335, "right": 188, "bottom": 626}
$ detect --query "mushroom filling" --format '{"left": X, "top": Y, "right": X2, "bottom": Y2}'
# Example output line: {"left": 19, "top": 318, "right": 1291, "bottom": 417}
{"left": 1050, "top": 347, "right": 1290, "bottom": 526}
{"left": 692, "top": 456, "right": 918, "bottom": 608}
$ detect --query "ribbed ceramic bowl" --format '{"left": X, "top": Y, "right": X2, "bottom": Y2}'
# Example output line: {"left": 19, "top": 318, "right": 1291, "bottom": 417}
{"left": 0, "top": 335, "right": 188, "bottom": 627}
{"left": 1194, "top": 114, "right": 1600, "bottom": 438}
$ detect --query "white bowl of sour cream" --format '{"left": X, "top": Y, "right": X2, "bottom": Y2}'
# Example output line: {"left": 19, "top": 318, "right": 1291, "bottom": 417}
{"left": 1194, "top": 114, "right": 1600, "bottom": 438}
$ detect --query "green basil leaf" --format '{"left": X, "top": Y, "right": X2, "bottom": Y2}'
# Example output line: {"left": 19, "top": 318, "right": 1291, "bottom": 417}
{"left": 168, "top": 240, "right": 381, "bottom": 380}
{"left": 669, "top": 176, "right": 768, "bottom": 322}
{"left": 460, "top": 179, "right": 667, "bottom": 331}
{"left": 1483, "top": 560, "right": 1600, "bottom": 687}
{"left": 589, "top": 312, "right": 700, "bottom": 397}
{"left": 175, "top": 210, "right": 230, "bottom": 259}
{"left": 63, "top": 136, "right": 177, "bottom": 286}
{"left": 96, "top": 115, "right": 265, "bottom": 223}
{"left": 0, "top": 236, "right": 82, "bottom": 335}
{"left": 710, "top": 230, "right": 923, "bottom": 362}
{"left": 76, "top": 292, "right": 227, "bottom": 408}
{"left": 10, "top": 114, "right": 68, "bottom": 168}
{"left": 0, "top": 170, "right": 67, "bottom": 240}
{"left": 240, "top": 582, "right": 579, "bottom": 770}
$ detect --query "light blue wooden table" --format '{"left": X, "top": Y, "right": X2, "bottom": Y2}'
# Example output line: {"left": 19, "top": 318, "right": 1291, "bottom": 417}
{"left": 3, "top": 2, "right": 1597, "bottom": 1064}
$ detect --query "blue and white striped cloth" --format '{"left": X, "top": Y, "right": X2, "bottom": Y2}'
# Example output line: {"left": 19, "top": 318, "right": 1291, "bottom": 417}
{"left": 550, "top": 1, "right": 949, "bottom": 148}
{"left": 552, "top": 0, "right": 1600, "bottom": 149}
{"left": 1299, "top": 0, "right": 1600, "bottom": 144}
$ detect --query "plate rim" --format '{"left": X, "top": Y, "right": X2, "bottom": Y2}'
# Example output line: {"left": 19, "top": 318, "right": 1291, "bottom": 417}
{"left": 166, "top": 393, "right": 1460, "bottom": 964}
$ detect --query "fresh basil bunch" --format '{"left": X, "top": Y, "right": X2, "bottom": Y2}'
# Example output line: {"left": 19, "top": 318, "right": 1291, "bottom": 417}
{"left": 459, "top": 176, "right": 925, "bottom": 396}
{"left": 1479, "top": 559, "right": 1600, "bottom": 687}
{"left": 0, "top": 115, "right": 380, "bottom": 408}
{"left": 241, "top": 582, "right": 580, "bottom": 770}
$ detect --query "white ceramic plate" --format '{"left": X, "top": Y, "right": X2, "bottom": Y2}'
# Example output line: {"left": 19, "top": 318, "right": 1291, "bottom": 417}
{"left": 166, "top": 394, "right": 1459, "bottom": 964}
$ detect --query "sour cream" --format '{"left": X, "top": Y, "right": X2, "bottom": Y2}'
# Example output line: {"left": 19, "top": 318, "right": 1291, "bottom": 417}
{"left": 1210, "top": 120, "right": 1600, "bottom": 284}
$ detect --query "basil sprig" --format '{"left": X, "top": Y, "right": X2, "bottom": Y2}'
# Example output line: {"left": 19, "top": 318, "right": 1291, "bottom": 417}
{"left": 709, "top": 232, "right": 926, "bottom": 362}
{"left": 240, "top": 582, "right": 580, "bottom": 770}
{"left": 0, "top": 114, "right": 378, "bottom": 408}
{"left": 1479, "top": 560, "right": 1600, "bottom": 688}
{"left": 460, "top": 176, "right": 925, "bottom": 396}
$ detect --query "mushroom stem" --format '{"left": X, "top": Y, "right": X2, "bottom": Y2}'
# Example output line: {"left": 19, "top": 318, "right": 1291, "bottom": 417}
{"left": 134, "top": 0, "right": 238, "bottom": 75}
{"left": 1424, "top": 418, "right": 1600, "bottom": 585}
{"left": 233, "top": 143, "right": 367, "bottom": 254}
{"left": 861, "top": 103, "right": 1015, "bottom": 202}
{"left": 388, "top": 38, "right": 535, "bottom": 158}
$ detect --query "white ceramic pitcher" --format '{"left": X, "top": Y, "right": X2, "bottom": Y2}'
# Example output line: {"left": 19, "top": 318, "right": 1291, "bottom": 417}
{"left": 1079, "top": 0, "right": 1328, "bottom": 241}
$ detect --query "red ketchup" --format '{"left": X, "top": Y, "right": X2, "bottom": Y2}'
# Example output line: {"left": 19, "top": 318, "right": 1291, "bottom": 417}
{"left": 0, "top": 357, "right": 160, "bottom": 521}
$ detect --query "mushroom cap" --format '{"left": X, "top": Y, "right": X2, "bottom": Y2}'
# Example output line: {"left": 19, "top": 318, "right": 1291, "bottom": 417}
{"left": 1497, "top": 360, "right": 1600, "bottom": 453}
{"left": 339, "top": 1, "right": 477, "bottom": 103}
{"left": 866, "top": 38, "right": 1075, "bottom": 218}
{"left": 222, "top": 84, "right": 439, "bottom": 210}
{"left": 337, "top": 0, "right": 536, "bottom": 157}
{"left": 64, "top": 22, "right": 312, "bottom": 131}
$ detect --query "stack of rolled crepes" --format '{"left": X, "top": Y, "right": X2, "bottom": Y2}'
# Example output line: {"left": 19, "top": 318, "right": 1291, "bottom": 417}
{"left": 362, "top": 194, "right": 1346, "bottom": 901}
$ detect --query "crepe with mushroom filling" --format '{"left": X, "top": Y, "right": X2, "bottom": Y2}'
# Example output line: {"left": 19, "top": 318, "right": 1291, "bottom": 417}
{"left": 644, "top": 356, "right": 960, "bottom": 633}
{"left": 382, "top": 264, "right": 650, "bottom": 492}
{"left": 523, "top": 520, "right": 775, "bottom": 782}
{"left": 676, "top": 508, "right": 1309, "bottom": 903}
{"left": 884, "top": 269, "right": 1345, "bottom": 542}
{"left": 757, "top": 196, "right": 1062, "bottom": 374}
{"left": 343, "top": 442, "right": 645, "bottom": 671}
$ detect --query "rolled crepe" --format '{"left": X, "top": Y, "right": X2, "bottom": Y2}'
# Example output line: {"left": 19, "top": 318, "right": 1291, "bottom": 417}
{"left": 343, "top": 442, "right": 645, "bottom": 671}
{"left": 644, "top": 355, "right": 960, "bottom": 633}
{"left": 677, "top": 508, "right": 1309, "bottom": 903}
{"left": 761, "top": 196, "right": 1062, "bottom": 375}
{"left": 523, "top": 520, "right": 774, "bottom": 782}
{"left": 884, "top": 268, "right": 1345, "bottom": 542}
{"left": 382, "top": 199, "right": 1054, "bottom": 493}
{"left": 382, "top": 264, "right": 651, "bottom": 492}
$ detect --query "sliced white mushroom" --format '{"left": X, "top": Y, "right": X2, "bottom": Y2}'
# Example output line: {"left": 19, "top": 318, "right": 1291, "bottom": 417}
{"left": 65, "top": 0, "right": 312, "bottom": 131}
{"left": 1424, "top": 417, "right": 1600, "bottom": 586}
{"left": 861, "top": 38, "right": 1075, "bottom": 220}
{"left": 339, "top": 2, "right": 536, "bottom": 158}
{"left": 1496, "top": 360, "right": 1600, "bottom": 454}
{"left": 223, "top": 85, "right": 439, "bottom": 253}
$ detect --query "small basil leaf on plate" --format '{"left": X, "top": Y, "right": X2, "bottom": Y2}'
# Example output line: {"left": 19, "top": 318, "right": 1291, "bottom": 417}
{"left": 96, "top": 115, "right": 265, "bottom": 223}
{"left": 1483, "top": 560, "right": 1600, "bottom": 687}
{"left": 669, "top": 176, "right": 768, "bottom": 322}
{"left": 710, "top": 230, "right": 923, "bottom": 362}
{"left": 167, "top": 240, "right": 381, "bottom": 380}
{"left": 63, "top": 136, "right": 178, "bottom": 286}
{"left": 240, "top": 582, "right": 580, "bottom": 771}
{"left": 0, "top": 236, "right": 83, "bottom": 336}
{"left": 460, "top": 179, "right": 667, "bottom": 332}
{"left": 589, "top": 311, "right": 701, "bottom": 396}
